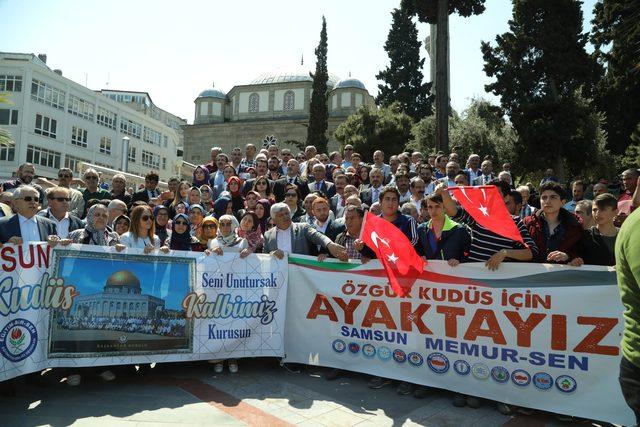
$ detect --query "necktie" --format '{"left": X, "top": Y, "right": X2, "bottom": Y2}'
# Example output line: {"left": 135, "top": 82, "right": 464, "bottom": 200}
{"left": 373, "top": 188, "right": 379, "bottom": 203}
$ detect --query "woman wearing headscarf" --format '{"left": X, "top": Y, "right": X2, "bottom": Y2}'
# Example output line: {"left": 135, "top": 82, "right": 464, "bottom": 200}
{"left": 199, "top": 185, "right": 214, "bottom": 213}
{"left": 192, "top": 165, "right": 210, "bottom": 188}
{"left": 153, "top": 205, "right": 170, "bottom": 246}
{"left": 113, "top": 214, "right": 131, "bottom": 237}
{"left": 193, "top": 215, "right": 219, "bottom": 252}
{"left": 254, "top": 198, "right": 271, "bottom": 234}
{"left": 237, "top": 211, "right": 264, "bottom": 253}
{"left": 226, "top": 176, "right": 245, "bottom": 214}
{"left": 188, "top": 204, "right": 205, "bottom": 237}
{"left": 208, "top": 214, "right": 248, "bottom": 253}
{"left": 213, "top": 197, "right": 233, "bottom": 219}
{"left": 63, "top": 204, "right": 125, "bottom": 386}
{"left": 188, "top": 186, "right": 202, "bottom": 207}
{"left": 168, "top": 213, "right": 200, "bottom": 251}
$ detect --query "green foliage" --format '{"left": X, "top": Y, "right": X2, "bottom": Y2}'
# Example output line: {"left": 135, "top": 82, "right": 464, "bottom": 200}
{"left": 334, "top": 103, "right": 414, "bottom": 160}
{"left": 407, "top": 115, "right": 437, "bottom": 154}
{"left": 481, "top": 0, "right": 601, "bottom": 182}
{"left": 306, "top": 16, "right": 329, "bottom": 154}
{"left": 401, "top": 0, "right": 486, "bottom": 24}
{"left": 591, "top": 0, "right": 640, "bottom": 154}
{"left": 376, "top": 7, "right": 433, "bottom": 121}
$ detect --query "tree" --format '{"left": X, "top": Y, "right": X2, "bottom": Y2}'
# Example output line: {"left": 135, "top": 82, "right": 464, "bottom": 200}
{"left": 591, "top": 0, "right": 640, "bottom": 154}
{"left": 306, "top": 16, "right": 329, "bottom": 154}
{"left": 402, "top": 0, "right": 486, "bottom": 152}
{"left": 376, "top": 6, "right": 433, "bottom": 121}
{"left": 334, "top": 103, "right": 414, "bottom": 161}
{"left": 481, "top": 0, "right": 601, "bottom": 182}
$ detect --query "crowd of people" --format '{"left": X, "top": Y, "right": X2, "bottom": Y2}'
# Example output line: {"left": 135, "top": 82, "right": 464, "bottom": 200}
{"left": 56, "top": 315, "right": 187, "bottom": 338}
{"left": 1, "top": 142, "right": 639, "bottom": 420}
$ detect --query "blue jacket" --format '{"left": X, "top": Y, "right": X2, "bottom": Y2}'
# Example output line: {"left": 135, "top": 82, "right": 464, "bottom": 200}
{"left": 417, "top": 216, "right": 470, "bottom": 261}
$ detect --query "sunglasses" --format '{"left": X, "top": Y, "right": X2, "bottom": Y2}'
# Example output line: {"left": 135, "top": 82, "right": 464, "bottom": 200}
{"left": 257, "top": 181, "right": 267, "bottom": 185}
{"left": 51, "top": 197, "right": 71, "bottom": 202}
{"left": 203, "top": 224, "right": 217, "bottom": 228}
{"left": 285, "top": 193, "right": 297, "bottom": 197}
{"left": 58, "top": 174, "right": 72, "bottom": 178}
{"left": 174, "top": 221, "right": 188, "bottom": 226}
{"left": 17, "top": 196, "right": 38, "bottom": 202}
{"left": 85, "top": 176, "right": 98, "bottom": 181}
{"left": 141, "top": 215, "right": 153, "bottom": 221}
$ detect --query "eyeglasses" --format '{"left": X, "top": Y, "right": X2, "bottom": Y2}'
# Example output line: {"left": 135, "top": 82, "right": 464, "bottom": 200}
{"left": 141, "top": 215, "right": 153, "bottom": 221}
{"left": 17, "top": 196, "right": 38, "bottom": 202}
{"left": 257, "top": 181, "right": 267, "bottom": 186}
{"left": 285, "top": 192, "right": 297, "bottom": 197}
{"left": 85, "top": 176, "right": 98, "bottom": 181}
{"left": 219, "top": 222, "right": 232, "bottom": 226}
{"left": 58, "top": 174, "right": 72, "bottom": 178}
{"left": 174, "top": 221, "right": 188, "bottom": 226}
{"left": 51, "top": 197, "right": 71, "bottom": 202}
{"left": 93, "top": 213, "right": 109, "bottom": 219}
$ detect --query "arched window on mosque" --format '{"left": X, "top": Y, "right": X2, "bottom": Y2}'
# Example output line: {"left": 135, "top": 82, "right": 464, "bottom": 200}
{"left": 284, "top": 90, "right": 295, "bottom": 111}
{"left": 249, "top": 93, "right": 259, "bottom": 113}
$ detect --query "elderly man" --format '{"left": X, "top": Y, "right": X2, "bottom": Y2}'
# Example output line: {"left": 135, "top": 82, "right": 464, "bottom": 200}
{"left": 107, "top": 199, "right": 128, "bottom": 227}
{"left": 408, "top": 177, "right": 426, "bottom": 213}
{"left": 274, "top": 159, "right": 308, "bottom": 202}
{"left": 0, "top": 185, "right": 57, "bottom": 244}
{"left": 465, "top": 154, "right": 481, "bottom": 183}
{"left": 110, "top": 174, "right": 132, "bottom": 206}
{"left": 2, "top": 162, "right": 45, "bottom": 204}
{"left": 472, "top": 160, "right": 494, "bottom": 186}
{"left": 80, "top": 168, "right": 111, "bottom": 206}
{"left": 575, "top": 199, "right": 595, "bottom": 230}
{"left": 37, "top": 187, "right": 84, "bottom": 238}
{"left": 308, "top": 163, "right": 335, "bottom": 198}
{"left": 360, "top": 168, "right": 385, "bottom": 206}
{"left": 210, "top": 153, "right": 230, "bottom": 187}
{"left": 372, "top": 150, "right": 391, "bottom": 181}
{"left": 263, "top": 203, "right": 346, "bottom": 259}
{"left": 617, "top": 169, "right": 640, "bottom": 225}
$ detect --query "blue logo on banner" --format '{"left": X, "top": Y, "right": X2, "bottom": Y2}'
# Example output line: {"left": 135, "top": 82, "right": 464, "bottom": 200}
{"left": 377, "top": 346, "right": 392, "bottom": 361}
{"left": 332, "top": 339, "right": 346, "bottom": 354}
{"left": 453, "top": 360, "right": 471, "bottom": 376}
{"left": 555, "top": 375, "right": 577, "bottom": 393}
{"left": 511, "top": 369, "right": 531, "bottom": 387}
{"left": 427, "top": 352, "right": 450, "bottom": 374}
{"left": 348, "top": 342, "right": 360, "bottom": 354}
{"left": 533, "top": 372, "right": 553, "bottom": 390}
{"left": 408, "top": 352, "right": 423, "bottom": 367}
{"left": 393, "top": 349, "right": 407, "bottom": 363}
{"left": 0, "top": 318, "right": 38, "bottom": 362}
{"left": 491, "top": 366, "right": 510, "bottom": 383}
{"left": 362, "top": 344, "right": 376, "bottom": 358}
{"left": 472, "top": 363, "right": 490, "bottom": 380}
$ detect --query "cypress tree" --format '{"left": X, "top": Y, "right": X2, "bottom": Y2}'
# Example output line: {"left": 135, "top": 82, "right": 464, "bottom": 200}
{"left": 306, "top": 16, "right": 329, "bottom": 154}
{"left": 376, "top": 7, "right": 433, "bottom": 121}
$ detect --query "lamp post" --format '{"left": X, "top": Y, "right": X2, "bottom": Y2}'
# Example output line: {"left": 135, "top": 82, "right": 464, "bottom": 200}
{"left": 121, "top": 136, "right": 130, "bottom": 173}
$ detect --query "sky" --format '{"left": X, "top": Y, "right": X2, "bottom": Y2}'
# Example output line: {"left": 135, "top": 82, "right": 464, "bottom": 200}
{"left": 0, "top": 0, "right": 597, "bottom": 124}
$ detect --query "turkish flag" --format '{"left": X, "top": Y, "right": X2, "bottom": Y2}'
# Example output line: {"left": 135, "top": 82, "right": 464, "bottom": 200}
{"left": 449, "top": 186, "right": 526, "bottom": 246}
{"left": 360, "top": 212, "right": 425, "bottom": 297}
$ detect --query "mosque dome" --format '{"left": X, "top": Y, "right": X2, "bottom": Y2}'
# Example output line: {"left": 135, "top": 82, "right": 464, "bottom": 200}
{"left": 333, "top": 78, "right": 367, "bottom": 90}
{"left": 197, "top": 88, "right": 227, "bottom": 100}
{"left": 250, "top": 68, "right": 340, "bottom": 87}
{"left": 105, "top": 270, "right": 141, "bottom": 290}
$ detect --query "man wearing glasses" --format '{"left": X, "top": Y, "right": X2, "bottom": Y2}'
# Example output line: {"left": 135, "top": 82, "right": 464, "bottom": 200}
{"left": 80, "top": 168, "right": 111, "bottom": 207}
{"left": 1, "top": 162, "right": 45, "bottom": 205}
{"left": 0, "top": 185, "right": 58, "bottom": 244}
{"left": 110, "top": 174, "right": 132, "bottom": 206}
{"left": 131, "top": 171, "right": 160, "bottom": 205}
{"left": 37, "top": 187, "right": 84, "bottom": 238}
{"left": 341, "top": 145, "right": 354, "bottom": 169}
{"left": 38, "top": 167, "right": 85, "bottom": 217}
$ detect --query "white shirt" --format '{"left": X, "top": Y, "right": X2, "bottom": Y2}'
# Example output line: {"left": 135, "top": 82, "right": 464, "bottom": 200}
{"left": 467, "top": 168, "right": 480, "bottom": 183}
{"left": 314, "top": 219, "right": 329, "bottom": 234}
{"left": 119, "top": 232, "right": 161, "bottom": 249}
{"left": 411, "top": 198, "right": 422, "bottom": 213}
{"left": 370, "top": 186, "right": 382, "bottom": 204}
{"left": 400, "top": 190, "right": 411, "bottom": 204}
{"left": 47, "top": 209, "right": 70, "bottom": 238}
{"left": 276, "top": 226, "right": 292, "bottom": 254}
{"left": 18, "top": 214, "right": 40, "bottom": 242}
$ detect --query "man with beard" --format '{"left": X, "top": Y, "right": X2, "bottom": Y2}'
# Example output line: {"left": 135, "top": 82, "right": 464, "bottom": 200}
{"left": 2, "top": 163, "right": 45, "bottom": 204}
{"left": 359, "top": 168, "right": 384, "bottom": 206}
{"left": 267, "top": 156, "right": 283, "bottom": 180}
{"left": 330, "top": 174, "right": 348, "bottom": 216}
{"left": 38, "top": 167, "right": 85, "bottom": 217}
{"left": 242, "top": 157, "right": 271, "bottom": 195}
{"left": 395, "top": 172, "right": 411, "bottom": 204}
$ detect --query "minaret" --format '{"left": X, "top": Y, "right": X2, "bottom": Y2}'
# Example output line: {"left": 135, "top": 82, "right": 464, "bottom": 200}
{"left": 425, "top": 23, "right": 450, "bottom": 97}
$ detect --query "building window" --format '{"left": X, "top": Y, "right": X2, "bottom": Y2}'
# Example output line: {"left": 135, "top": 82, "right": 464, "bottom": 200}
{"left": 0, "top": 109, "right": 18, "bottom": 125}
{"left": 284, "top": 90, "right": 295, "bottom": 111}
{"left": 141, "top": 150, "right": 160, "bottom": 169}
{"left": 96, "top": 107, "right": 117, "bottom": 129}
{"left": 31, "top": 79, "right": 65, "bottom": 109}
{"left": 128, "top": 146, "right": 136, "bottom": 163}
{"left": 248, "top": 93, "right": 259, "bottom": 113}
{"left": 143, "top": 127, "right": 161, "bottom": 146}
{"left": 67, "top": 94, "right": 95, "bottom": 121}
{"left": 163, "top": 135, "right": 168, "bottom": 148}
{"left": 71, "top": 126, "right": 88, "bottom": 148}
{"left": 0, "top": 146, "right": 15, "bottom": 161}
{"left": 26, "top": 144, "right": 61, "bottom": 169}
{"left": 34, "top": 114, "right": 57, "bottom": 139}
{"left": 64, "top": 154, "right": 90, "bottom": 174}
{"left": 162, "top": 157, "right": 167, "bottom": 170}
{"left": 99, "top": 137, "right": 111, "bottom": 155}
{"left": 120, "top": 117, "right": 142, "bottom": 139}
{"left": 0, "top": 75, "right": 22, "bottom": 92}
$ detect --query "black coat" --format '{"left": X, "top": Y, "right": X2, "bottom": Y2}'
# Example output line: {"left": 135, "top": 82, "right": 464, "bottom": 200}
{"left": 0, "top": 214, "right": 57, "bottom": 243}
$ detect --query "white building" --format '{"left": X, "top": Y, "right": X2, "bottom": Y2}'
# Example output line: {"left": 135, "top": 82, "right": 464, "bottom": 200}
{"left": 0, "top": 52, "right": 182, "bottom": 181}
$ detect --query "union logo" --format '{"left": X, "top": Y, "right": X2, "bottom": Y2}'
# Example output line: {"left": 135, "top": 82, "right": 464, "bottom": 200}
{"left": 348, "top": 342, "right": 360, "bottom": 354}
{"left": 453, "top": 360, "right": 471, "bottom": 376}
{"left": 491, "top": 366, "right": 510, "bottom": 383}
{"left": 427, "top": 352, "right": 450, "bottom": 374}
{"left": 533, "top": 372, "right": 553, "bottom": 390}
{"left": 377, "top": 346, "right": 392, "bottom": 361}
{"left": 0, "top": 319, "right": 38, "bottom": 362}
{"left": 471, "top": 363, "right": 490, "bottom": 380}
{"left": 362, "top": 344, "right": 376, "bottom": 358}
{"left": 332, "top": 339, "right": 346, "bottom": 353}
{"left": 408, "top": 352, "right": 423, "bottom": 367}
{"left": 555, "top": 375, "right": 577, "bottom": 393}
{"left": 393, "top": 349, "right": 407, "bottom": 363}
{"left": 511, "top": 369, "right": 531, "bottom": 387}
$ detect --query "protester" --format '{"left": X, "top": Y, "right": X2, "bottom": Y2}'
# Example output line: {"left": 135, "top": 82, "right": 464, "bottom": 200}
{"left": 113, "top": 214, "right": 131, "bottom": 236}
{"left": 563, "top": 180, "right": 585, "bottom": 213}
{"left": 38, "top": 187, "right": 84, "bottom": 238}
{"left": 167, "top": 181, "right": 190, "bottom": 218}
{"left": 572, "top": 193, "right": 618, "bottom": 266}
{"left": 119, "top": 205, "right": 169, "bottom": 253}
{"left": 255, "top": 198, "right": 271, "bottom": 233}
{"left": 168, "top": 214, "right": 199, "bottom": 251}
{"left": 192, "top": 165, "right": 211, "bottom": 188}
{"left": 1, "top": 162, "right": 45, "bottom": 204}
{"left": 188, "top": 186, "right": 202, "bottom": 206}
{"left": 574, "top": 199, "right": 595, "bottom": 230}
{"left": 283, "top": 185, "right": 305, "bottom": 222}
{"left": 194, "top": 215, "right": 219, "bottom": 252}
{"left": 131, "top": 172, "right": 160, "bottom": 205}
{"left": 110, "top": 174, "right": 132, "bottom": 206}
{"left": 237, "top": 211, "right": 264, "bottom": 253}
{"left": 188, "top": 204, "right": 205, "bottom": 236}
{"left": 213, "top": 197, "right": 233, "bottom": 220}
{"left": 0, "top": 185, "right": 57, "bottom": 244}
{"left": 107, "top": 199, "right": 128, "bottom": 227}
{"left": 153, "top": 205, "right": 170, "bottom": 245}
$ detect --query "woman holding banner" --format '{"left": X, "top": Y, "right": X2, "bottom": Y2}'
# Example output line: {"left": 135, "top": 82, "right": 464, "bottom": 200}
{"left": 120, "top": 205, "right": 169, "bottom": 254}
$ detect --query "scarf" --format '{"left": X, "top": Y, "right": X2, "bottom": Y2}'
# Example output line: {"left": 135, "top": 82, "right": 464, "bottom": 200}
{"left": 213, "top": 197, "right": 231, "bottom": 219}
{"left": 255, "top": 199, "right": 271, "bottom": 234}
{"left": 192, "top": 165, "right": 210, "bottom": 187}
{"left": 169, "top": 213, "right": 193, "bottom": 251}
{"left": 153, "top": 205, "right": 169, "bottom": 244}
{"left": 218, "top": 214, "right": 241, "bottom": 246}
{"left": 84, "top": 204, "right": 108, "bottom": 246}
{"left": 237, "top": 211, "right": 263, "bottom": 250}
{"left": 198, "top": 215, "right": 219, "bottom": 245}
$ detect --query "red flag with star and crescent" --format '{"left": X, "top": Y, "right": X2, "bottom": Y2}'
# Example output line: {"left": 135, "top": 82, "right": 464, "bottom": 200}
{"left": 449, "top": 186, "right": 526, "bottom": 246}
{"left": 360, "top": 212, "right": 425, "bottom": 297}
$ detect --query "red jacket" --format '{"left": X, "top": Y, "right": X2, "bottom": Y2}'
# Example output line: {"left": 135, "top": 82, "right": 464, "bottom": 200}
{"left": 524, "top": 209, "right": 583, "bottom": 263}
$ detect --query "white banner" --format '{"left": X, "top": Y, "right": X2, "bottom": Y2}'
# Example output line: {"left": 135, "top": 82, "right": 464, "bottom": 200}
{"left": 0, "top": 244, "right": 287, "bottom": 381}
{"left": 284, "top": 256, "right": 634, "bottom": 426}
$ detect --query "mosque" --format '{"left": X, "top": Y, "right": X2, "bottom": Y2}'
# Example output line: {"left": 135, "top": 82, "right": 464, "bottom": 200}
{"left": 182, "top": 67, "right": 375, "bottom": 164}
{"left": 72, "top": 270, "right": 165, "bottom": 318}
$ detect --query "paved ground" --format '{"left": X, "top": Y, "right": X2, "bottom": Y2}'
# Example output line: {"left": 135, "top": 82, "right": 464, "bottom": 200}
{"left": 0, "top": 359, "right": 613, "bottom": 426}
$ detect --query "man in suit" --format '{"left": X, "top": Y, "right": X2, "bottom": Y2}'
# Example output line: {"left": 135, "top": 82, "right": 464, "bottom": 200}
{"left": 307, "top": 163, "right": 335, "bottom": 198}
{"left": 273, "top": 159, "right": 308, "bottom": 202}
{"left": 242, "top": 158, "right": 271, "bottom": 196}
{"left": 37, "top": 187, "right": 84, "bottom": 238}
{"left": 472, "top": 160, "right": 495, "bottom": 186}
{"left": 0, "top": 185, "right": 57, "bottom": 244}
{"left": 1, "top": 162, "right": 46, "bottom": 205}
{"left": 311, "top": 197, "right": 345, "bottom": 243}
{"left": 131, "top": 171, "right": 160, "bottom": 205}
{"left": 330, "top": 174, "right": 348, "bottom": 215}
{"left": 263, "top": 203, "right": 346, "bottom": 259}
{"left": 360, "top": 168, "right": 385, "bottom": 207}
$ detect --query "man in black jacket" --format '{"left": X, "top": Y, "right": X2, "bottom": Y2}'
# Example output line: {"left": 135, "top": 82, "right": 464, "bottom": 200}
{"left": 273, "top": 159, "right": 308, "bottom": 202}
{"left": 131, "top": 171, "right": 160, "bottom": 205}
{"left": 0, "top": 185, "right": 57, "bottom": 244}
{"left": 37, "top": 187, "right": 84, "bottom": 238}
